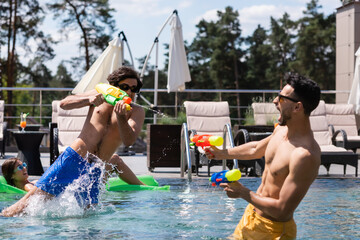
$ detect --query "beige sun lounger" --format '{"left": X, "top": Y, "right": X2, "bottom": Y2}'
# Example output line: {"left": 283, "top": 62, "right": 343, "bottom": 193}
{"left": 181, "top": 101, "right": 237, "bottom": 177}
{"left": 325, "top": 103, "right": 360, "bottom": 153}
{"left": 49, "top": 100, "right": 89, "bottom": 164}
{"left": 310, "top": 100, "right": 358, "bottom": 176}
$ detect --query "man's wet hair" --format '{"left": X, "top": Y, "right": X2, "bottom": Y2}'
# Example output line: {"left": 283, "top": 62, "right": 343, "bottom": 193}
{"left": 107, "top": 66, "right": 143, "bottom": 92}
{"left": 285, "top": 72, "right": 321, "bottom": 115}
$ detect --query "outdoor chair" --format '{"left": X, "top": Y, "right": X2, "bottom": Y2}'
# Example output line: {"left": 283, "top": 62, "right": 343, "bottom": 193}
{"left": 180, "top": 101, "right": 238, "bottom": 179}
{"left": 49, "top": 100, "right": 89, "bottom": 164}
{"left": 325, "top": 103, "right": 360, "bottom": 152}
{"left": 0, "top": 100, "right": 8, "bottom": 158}
{"left": 252, "top": 102, "right": 278, "bottom": 125}
{"left": 310, "top": 100, "right": 358, "bottom": 176}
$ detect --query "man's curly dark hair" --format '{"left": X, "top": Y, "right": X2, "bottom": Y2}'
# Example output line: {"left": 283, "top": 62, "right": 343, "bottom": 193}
{"left": 107, "top": 66, "right": 143, "bottom": 93}
{"left": 285, "top": 72, "right": 321, "bottom": 115}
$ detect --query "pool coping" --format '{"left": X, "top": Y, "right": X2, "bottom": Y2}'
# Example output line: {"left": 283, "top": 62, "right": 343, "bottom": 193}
{"left": 1, "top": 152, "right": 358, "bottom": 180}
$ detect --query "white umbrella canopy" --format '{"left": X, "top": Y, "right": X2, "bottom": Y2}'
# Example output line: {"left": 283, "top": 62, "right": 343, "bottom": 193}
{"left": 348, "top": 46, "right": 360, "bottom": 113}
{"left": 167, "top": 14, "right": 191, "bottom": 93}
{"left": 72, "top": 37, "right": 123, "bottom": 94}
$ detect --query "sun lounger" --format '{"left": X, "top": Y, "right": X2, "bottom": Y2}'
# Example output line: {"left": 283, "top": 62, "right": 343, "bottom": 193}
{"left": 325, "top": 103, "right": 360, "bottom": 152}
{"left": 311, "top": 101, "right": 358, "bottom": 176}
{"left": 181, "top": 101, "right": 238, "bottom": 179}
{"left": 247, "top": 100, "right": 358, "bottom": 176}
{"left": 252, "top": 102, "right": 278, "bottom": 125}
{"left": 49, "top": 100, "right": 89, "bottom": 164}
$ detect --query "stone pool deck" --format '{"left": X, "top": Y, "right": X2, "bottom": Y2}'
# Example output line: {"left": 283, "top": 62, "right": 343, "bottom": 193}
{"left": 0, "top": 151, "right": 358, "bottom": 180}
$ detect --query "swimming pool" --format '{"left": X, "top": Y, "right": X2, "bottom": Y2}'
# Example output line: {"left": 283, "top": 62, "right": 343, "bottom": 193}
{"left": 0, "top": 177, "right": 359, "bottom": 239}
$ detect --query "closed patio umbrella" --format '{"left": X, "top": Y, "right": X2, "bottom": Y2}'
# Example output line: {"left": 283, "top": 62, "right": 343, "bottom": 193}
{"left": 167, "top": 13, "right": 191, "bottom": 93}
{"left": 140, "top": 10, "right": 190, "bottom": 123}
{"left": 72, "top": 35, "right": 123, "bottom": 94}
{"left": 348, "top": 46, "right": 360, "bottom": 113}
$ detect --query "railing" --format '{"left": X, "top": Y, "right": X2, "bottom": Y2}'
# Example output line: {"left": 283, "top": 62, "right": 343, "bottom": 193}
{"left": 0, "top": 87, "right": 347, "bottom": 128}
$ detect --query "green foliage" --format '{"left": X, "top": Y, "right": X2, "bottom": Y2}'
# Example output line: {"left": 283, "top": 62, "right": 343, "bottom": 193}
{"left": 245, "top": 25, "right": 274, "bottom": 89}
{"left": 0, "top": 1, "right": 337, "bottom": 127}
{"left": 157, "top": 112, "right": 187, "bottom": 125}
{"left": 243, "top": 106, "right": 255, "bottom": 125}
{"left": 47, "top": 0, "right": 116, "bottom": 75}
{"left": 0, "top": 0, "right": 55, "bottom": 115}
{"left": 188, "top": 6, "right": 244, "bottom": 91}
{"left": 291, "top": 0, "right": 335, "bottom": 101}
{"left": 243, "top": 96, "right": 276, "bottom": 125}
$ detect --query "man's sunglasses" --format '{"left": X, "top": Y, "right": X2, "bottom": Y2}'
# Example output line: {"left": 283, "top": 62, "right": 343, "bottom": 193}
{"left": 14, "top": 162, "right": 27, "bottom": 173}
{"left": 117, "top": 83, "right": 139, "bottom": 93}
{"left": 278, "top": 93, "right": 299, "bottom": 103}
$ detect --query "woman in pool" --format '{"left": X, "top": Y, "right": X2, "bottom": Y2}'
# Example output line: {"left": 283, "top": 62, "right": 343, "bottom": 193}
{"left": 1, "top": 158, "right": 37, "bottom": 192}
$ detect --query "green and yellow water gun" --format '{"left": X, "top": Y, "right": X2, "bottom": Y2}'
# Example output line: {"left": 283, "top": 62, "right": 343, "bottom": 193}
{"left": 95, "top": 83, "right": 132, "bottom": 111}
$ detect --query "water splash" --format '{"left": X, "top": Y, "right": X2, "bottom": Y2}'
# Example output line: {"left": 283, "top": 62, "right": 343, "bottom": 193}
{"left": 130, "top": 102, "right": 167, "bottom": 118}
{"left": 23, "top": 153, "right": 109, "bottom": 218}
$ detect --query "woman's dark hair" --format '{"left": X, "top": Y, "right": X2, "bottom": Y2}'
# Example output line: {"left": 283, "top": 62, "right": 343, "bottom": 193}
{"left": 285, "top": 72, "right": 321, "bottom": 115}
{"left": 1, "top": 158, "right": 18, "bottom": 186}
{"left": 107, "top": 66, "right": 143, "bottom": 93}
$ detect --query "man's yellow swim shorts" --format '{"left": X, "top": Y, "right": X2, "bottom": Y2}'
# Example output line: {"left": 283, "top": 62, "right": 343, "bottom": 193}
{"left": 231, "top": 204, "right": 296, "bottom": 240}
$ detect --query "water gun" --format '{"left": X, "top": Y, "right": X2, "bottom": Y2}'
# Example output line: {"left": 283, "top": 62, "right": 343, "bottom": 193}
{"left": 190, "top": 134, "right": 224, "bottom": 149}
{"left": 209, "top": 169, "right": 241, "bottom": 186}
{"left": 95, "top": 83, "right": 132, "bottom": 111}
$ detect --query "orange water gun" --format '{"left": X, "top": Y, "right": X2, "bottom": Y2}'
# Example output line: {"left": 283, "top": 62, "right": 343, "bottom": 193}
{"left": 95, "top": 83, "right": 132, "bottom": 111}
{"left": 190, "top": 134, "right": 224, "bottom": 149}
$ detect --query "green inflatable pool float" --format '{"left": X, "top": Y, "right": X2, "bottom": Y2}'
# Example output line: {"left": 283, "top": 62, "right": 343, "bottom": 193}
{"left": 0, "top": 176, "right": 27, "bottom": 194}
{"left": 0, "top": 175, "right": 169, "bottom": 194}
{"left": 106, "top": 175, "right": 170, "bottom": 191}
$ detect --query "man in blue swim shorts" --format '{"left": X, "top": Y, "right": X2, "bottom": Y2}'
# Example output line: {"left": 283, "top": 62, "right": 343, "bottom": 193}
{"left": 1, "top": 66, "right": 146, "bottom": 216}
{"left": 35, "top": 147, "right": 104, "bottom": 206}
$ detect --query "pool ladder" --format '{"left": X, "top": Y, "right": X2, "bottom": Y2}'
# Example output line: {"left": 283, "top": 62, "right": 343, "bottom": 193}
{"left": 180, "top": 123, "right": 238, "bottom": 181}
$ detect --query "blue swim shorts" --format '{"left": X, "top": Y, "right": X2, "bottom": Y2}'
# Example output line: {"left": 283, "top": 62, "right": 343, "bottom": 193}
{"left": 35, "top": 147, "right": 103, "bottom": 205}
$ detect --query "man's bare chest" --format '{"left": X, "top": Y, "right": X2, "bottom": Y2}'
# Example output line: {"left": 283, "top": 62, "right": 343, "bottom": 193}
{"left": 265, "top": 140, "right": 293, "bottom": 177}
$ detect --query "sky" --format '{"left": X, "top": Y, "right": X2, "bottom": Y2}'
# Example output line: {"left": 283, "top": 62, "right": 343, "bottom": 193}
{"left": 39, "top": 0, "right": 341, "bottom": 78}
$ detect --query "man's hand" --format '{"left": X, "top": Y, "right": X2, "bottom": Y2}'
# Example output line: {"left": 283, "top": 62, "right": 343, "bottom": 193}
{"left": 90, "top": 93, "right": 105, "bottom": 107}
{"left": 114, "top": 100, "right": 132, "bottom": 117}
{"left": 220, "top": 181, "right": 247, "bottom": 199}
{"left": 204, "top": 146, "right": 227, "bottom": 160}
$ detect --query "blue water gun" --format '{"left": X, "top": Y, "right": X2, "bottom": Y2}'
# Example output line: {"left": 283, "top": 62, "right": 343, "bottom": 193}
{"left": 209, "top": 169, "right": 241, "bottom": 186}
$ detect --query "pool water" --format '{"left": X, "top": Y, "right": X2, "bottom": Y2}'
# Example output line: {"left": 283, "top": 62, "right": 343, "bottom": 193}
{"left": 0, "top": 178, "right": 359, "bottom": 239}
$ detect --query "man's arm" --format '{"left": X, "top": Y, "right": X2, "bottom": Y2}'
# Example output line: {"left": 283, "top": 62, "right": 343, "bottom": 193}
{"left": 60, "top": 89, "right": 104, "bottom": 110}
{"left": 221, "top": 148, "right": 320, "bottom": 221}
{"left": 205, "top": 134, "right": 272, "bottom": 160}
{"left": 1, "top": 187, "right": 40, "bottom": 217}
{"left": 115, "top": 103, "right": 145, "bottom": 146}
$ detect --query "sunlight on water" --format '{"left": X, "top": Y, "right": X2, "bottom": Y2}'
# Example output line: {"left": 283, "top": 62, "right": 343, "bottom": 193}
{"left": 0, "top": 177, "right": 359, "bottom": 239}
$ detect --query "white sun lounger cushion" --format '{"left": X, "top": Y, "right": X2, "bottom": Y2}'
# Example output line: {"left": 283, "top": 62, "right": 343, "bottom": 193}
{"left": 56, "top": 101, "right": 89, "bottom": 152}
{"left": 251, "top": 102, "right": 278, "bottom": 125}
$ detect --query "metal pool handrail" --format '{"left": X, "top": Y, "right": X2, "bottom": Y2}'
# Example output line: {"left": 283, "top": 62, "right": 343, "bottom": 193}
{"left": 223, "top": 123, "right": 238, "bottom": 169}
{"left": 180, "top": 122, "right": 192, "bottom": 181}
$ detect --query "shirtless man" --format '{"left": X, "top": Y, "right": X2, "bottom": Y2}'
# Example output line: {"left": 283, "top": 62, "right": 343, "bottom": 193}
{"left": 205, "top": 73, "right": 321, "bottom": 239}
{"left": 1, "top": 66, "right": 145, "bottom": 217}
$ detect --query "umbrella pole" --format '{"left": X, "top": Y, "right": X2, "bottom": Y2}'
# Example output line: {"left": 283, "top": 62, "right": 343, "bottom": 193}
{"left": 175, "top": 92, "right": 178, "bottom": 118}
{"left": 119, "top": 31, "right": 135, "bottom": 67}
{"left": 140, "top": 10, "right": 177, "bottom": 80}
{"left": 139, "top": 10, "right": 178, "bottom": 124}
{"left": 154, "top": 39, "right": 159, "bottom": 124}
